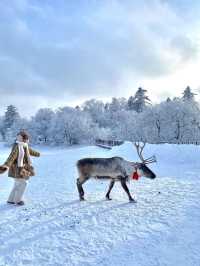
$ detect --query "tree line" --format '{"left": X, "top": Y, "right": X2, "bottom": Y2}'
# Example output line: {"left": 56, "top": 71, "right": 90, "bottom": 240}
{"left": 0, "top": 86, "right": 200, "bottom": 145}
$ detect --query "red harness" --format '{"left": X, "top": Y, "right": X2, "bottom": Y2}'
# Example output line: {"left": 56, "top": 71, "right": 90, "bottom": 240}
{"left": 132, "top": 169, "right": 140, "bottom": 181}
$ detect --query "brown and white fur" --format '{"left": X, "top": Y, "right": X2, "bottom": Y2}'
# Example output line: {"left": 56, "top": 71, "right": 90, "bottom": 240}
{"left": 76, "top": 156, "right": 156, "bottom": 202}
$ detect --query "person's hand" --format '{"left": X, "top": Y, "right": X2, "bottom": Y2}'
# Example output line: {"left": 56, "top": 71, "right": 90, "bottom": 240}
{"left": 0, "top": 165, "right": 8, "bottom": 174}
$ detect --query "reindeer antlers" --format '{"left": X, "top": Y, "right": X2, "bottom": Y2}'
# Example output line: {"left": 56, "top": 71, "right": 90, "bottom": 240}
{"left": 134, "top": 142, "right": 146, "bottom": 161}
{"left": 134, "top": 142, "right": 157, "bottom": 164}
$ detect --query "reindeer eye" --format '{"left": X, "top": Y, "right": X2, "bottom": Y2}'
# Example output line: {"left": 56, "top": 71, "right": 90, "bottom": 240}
{"left": 140, "top": 164, "right": 146, "bottom": 170}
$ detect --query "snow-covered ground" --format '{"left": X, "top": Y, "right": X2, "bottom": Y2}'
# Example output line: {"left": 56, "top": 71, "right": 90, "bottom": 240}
{"left": 0, "top": 142, "right": 199, "bottom": 266}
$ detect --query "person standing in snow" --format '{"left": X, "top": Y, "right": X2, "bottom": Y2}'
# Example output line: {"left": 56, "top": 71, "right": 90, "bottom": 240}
{"left": 0, "top": 131, "right": 40, "bottom": 206}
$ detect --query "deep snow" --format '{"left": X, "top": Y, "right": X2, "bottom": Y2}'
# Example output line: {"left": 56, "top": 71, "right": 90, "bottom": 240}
{"left": 0, "top": 142, "right": 199, "bottom": 266}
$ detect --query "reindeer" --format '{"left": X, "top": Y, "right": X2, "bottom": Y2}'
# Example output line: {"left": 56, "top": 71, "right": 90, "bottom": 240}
{"left": 76, "top": 142, "right": 156, "bottom": 202}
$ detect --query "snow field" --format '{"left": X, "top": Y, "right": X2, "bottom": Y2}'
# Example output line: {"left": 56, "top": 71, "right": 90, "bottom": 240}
{"left": 0, "top": 142, "right": 199, "bottom": 266}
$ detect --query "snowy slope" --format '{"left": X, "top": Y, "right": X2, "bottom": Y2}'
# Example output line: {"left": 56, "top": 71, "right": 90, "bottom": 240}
{"left": 0, "top": 142, "right": 199, "bottom": 266}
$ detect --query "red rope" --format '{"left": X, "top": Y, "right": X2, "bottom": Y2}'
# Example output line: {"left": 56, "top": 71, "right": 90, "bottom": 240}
{"left": 132, "top": 171, "right": 140, "bottom": 180}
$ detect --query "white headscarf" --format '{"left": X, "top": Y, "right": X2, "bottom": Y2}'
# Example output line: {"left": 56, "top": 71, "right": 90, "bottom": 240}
{"left": 16, "top": 135, "right": 31, "bottom": 167}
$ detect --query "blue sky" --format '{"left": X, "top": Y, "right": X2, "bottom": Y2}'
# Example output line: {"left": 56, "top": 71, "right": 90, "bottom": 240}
{"left": 0, "top": 0, "right": 200, "bottom": 116}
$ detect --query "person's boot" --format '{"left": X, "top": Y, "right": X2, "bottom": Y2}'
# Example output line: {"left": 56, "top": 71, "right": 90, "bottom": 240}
{"left": 7, "top": 201, "right": 15, "bottom": 204}
{"left": 17, "top": 201, "right": 25, "bottom": 206}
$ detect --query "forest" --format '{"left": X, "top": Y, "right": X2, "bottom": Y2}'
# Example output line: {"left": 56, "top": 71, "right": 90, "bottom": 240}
{"left": 0, "top": 86, "right": 199, "bottom": 145}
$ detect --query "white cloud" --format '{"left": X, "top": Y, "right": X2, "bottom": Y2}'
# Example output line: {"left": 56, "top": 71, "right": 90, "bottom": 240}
{"left": 0, "top": 0, "right": 199, "bottom": 115}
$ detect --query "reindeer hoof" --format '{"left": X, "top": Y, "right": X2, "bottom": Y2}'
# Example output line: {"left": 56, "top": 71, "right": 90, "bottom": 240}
{"left": 129, "top": 198, "right": 137, "bottom": 203}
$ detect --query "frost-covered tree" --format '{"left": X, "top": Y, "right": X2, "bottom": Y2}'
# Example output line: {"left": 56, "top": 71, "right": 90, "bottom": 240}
{"left": 128, "top": 87, "right": 151, "bottom": 112}
{"left": 105, "top": 97, "right": 127, "bottom": 112}
{"left": 82, "top": 99, "right": 106, "bottom": 127}
{"left": 30, "top": 108, "right": 55, "bottom": 144}
{"left": 152, "top": 100, "right": 199, "bottom": 143}
{"left": 103, "top": 98, "right": 128, "bottom": 130}
{"left": 2, "top": 85, "right": 200, "bottom": 146}
{"left": 108, "top": 110, "right": 139, "bottom": 141}
{"left": 138, "top": 106, "right": 162, "bottom": 143}
{"left": 50, "top": 107, "right": 99, "bottom": 145}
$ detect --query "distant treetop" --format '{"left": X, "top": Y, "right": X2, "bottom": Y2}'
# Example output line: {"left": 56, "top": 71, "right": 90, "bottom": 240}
{"left": 182, "top": 86, "right": 197, "bottom": 102}
{"left": 128, "top": 87, "right": 151, "bottom": 112}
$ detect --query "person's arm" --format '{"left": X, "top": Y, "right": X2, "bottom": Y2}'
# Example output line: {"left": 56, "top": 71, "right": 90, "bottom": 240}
{"left": 4, "top": 145, "right": 18, "bottom": 168}
{"left": 29, "top": 147, "right": 40, "bottom": 157}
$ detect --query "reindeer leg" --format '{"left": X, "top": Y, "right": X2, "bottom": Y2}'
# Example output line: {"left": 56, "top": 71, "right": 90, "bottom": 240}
{"left": 120, "top": 178, "right": 136, "bottom": 203}
{"left": 105, "top": 180, "right": 115, "bottom": 200}
{"left": 76, "top": 177, "right": 88, "bottom": 201}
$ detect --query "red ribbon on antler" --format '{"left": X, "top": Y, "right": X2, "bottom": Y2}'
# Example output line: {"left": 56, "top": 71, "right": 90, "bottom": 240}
{"left": 132, "top": 171, "right": 140, "bottom": 180}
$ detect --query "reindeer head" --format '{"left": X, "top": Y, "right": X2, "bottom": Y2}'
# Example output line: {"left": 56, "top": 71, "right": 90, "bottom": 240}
{"left": 133, "top": 142, "right": 156, "bottom": 179}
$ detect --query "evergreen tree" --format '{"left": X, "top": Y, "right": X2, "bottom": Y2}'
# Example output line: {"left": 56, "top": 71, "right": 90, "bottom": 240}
{"left": 2, "top": 105, "right": 20, "bottom": 139}
{"left": 166, "top": 97, "right": 171, "bottom": 102}
{"left": 182, "top": 86, "right": 197, "bottom": 102}
{"left": 128, "top": 87, "right": 151, "bottom": 112}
